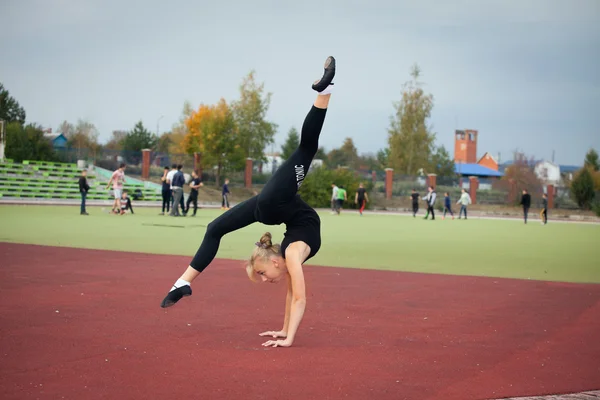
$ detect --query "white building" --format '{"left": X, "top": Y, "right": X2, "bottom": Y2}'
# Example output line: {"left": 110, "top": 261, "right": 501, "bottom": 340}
{"left": 534, "top": 161, "right": 561, "bottom": 185}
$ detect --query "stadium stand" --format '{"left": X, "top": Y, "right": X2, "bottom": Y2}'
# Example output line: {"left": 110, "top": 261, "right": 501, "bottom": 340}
{"left": 0, "top": 160, "right": 162, "bottom": 201}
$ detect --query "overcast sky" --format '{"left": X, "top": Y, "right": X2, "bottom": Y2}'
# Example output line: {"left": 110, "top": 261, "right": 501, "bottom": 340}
{"left": 1, "top": 0, "right": 599, "bottom": 165}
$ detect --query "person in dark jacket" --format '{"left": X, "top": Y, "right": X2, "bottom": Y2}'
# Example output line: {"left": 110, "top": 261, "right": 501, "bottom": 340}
{"left": 78, "top": 170, "right": 90, "bottom": 215}
{"left": 443, "top": 192, "right": 454, "bottom": 220}
{"left": 170, "top": 165, "right": 185, "bottom": 217}
{"left": 540, "top": 193, "right": 548, "bottom": 225}
{"left": 520, "top": 189, "right": 531, "bottom": 224}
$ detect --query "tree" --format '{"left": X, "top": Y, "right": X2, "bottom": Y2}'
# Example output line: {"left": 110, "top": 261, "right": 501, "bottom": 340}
{"left": 377, "top": 148, "right": 390, "bottom": 169}
{"left": 496, "top": 152, "right": 543, "bottom": 204}
{"left": 184, "top": 99, "right": 244, "bottom": 186}
{"left": 387, "top": 65, "right": 436, "bottom": 175}
{"left": 5, "top": 122, "right": 56, "bottom": 162}
{"left": 314, "top": 147, "right": 327, "bottom": 161}
{"left": 584, "top": 148, "right": 599, "bottom": 171}
{"left": 327, "top": 138, "right": 360, "bottom": 169}
{"left": 231, "top": 71, "right": 278, "bottom": 162}
{"left": 281, "top": 127, "right": 300, "bottom": 160}
{"left": 61, "top": 119, "right": 100, "bottom": 158}
{"left": 570, "top": 167, "right": 595, "bottom": 209}
{"left": 104, "top": 130, "right": 128, "bottom": 151}
{"left": 430, "top": 145, "right": 455, "bottom": 178}
{"left": 155, "top": 132, "right": 173, "bottom": 153}
{"left": 0, "top": 83, "right": 26, "bottom": 124}
{"left": 169, "top": 101, "right": 194, "bottom": 154}
{"left": 121, "top": 121, "right": 158, "bottom": 152}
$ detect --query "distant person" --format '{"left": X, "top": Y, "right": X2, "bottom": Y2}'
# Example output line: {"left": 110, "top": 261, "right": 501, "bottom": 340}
{"left": 457, "top": 188, "right": 472, "bottom": 219}
{"left": 423, "top": 186, "right": 436, "bottom": 220}
{"left": 442, "top": 192, "right": 454, "bottom": 220}
{"left": 170, "top": 165, "right": 185, "bottom": 217}
{"left": 222, "top": 178, "right": 231, "bottom": 210}
{"left": 78, "top": 170, "right": 90, "bottom": 216}
{"left": 166, "top": 164, "right": 178, "bottom": 209}
{"left": 520, "top": 189, "right": 531, "bottom": 224}
{"left": 335, "top": 185, "right": 347, "bottom": 215}
{"left": 540, "top": 193, "right": 548, "bottom": 225}
{"left": 330, "top": 183, "right": 339, "bottom": 214}
{"left": 106, "top": 163, "right": 126, "bottom": 213}
{"left": 160, "top": 166, "right": 171, "bottom": 215}
{"left": 185, "top": 170, "right": 203, "bottom": 217}
{"left": 410, "top": 189, "right": 419, "bottom": 217}
{"left": 355, "top": 183, "right": 369, "bottom": 216}
{"left": 120, "top": 191, "right": 134, "bottom": 215}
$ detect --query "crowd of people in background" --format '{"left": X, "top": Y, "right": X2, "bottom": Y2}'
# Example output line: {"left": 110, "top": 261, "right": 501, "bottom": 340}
{"left": 76, "top": 165, "right": 548, "bottom": 224}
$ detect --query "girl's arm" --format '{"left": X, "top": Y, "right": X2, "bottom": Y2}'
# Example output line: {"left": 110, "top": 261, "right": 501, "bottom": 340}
{"left": 262, "top": 242, "right": 309, "bottom": 348}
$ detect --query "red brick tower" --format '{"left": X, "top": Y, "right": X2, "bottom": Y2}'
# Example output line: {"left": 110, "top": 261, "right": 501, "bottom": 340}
{"left": 454, "top": 129, "right": 478, "bottom": 163}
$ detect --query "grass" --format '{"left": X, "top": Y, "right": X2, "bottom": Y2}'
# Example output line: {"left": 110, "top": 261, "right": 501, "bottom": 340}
{"left": 0, "top": 205, "right": 599, "bottom": 283}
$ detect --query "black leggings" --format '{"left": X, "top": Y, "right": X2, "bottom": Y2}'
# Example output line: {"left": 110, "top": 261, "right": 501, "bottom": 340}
{"left": 189, "top": 105, "right": 327, "bottom": 273}
{"left": 162, "top": 190, "right": 171, "bottom": 213}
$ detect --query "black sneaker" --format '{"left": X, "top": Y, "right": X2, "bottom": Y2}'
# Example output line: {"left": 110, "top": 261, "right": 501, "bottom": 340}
{"left": 160, "top": 285, "right": 192, "bottom": 308}
{"left": 312, "top": 56, "right": 336, "bottom": 92}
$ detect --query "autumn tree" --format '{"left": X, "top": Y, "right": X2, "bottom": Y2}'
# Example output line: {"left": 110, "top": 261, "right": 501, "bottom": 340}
{"left": 104, "top": 130, "right": 128, "bottom": 151}
{"left": 281, "top": 127, "right": 299, "bottom": 160}
{"left": 184, "top": 99, "right": 244, "bottom": 186}
{"left": 169, "top": 101, "right": 194, "bottom": 154}
{"left": 0, "top": 83, "right": 26, "bottom": 124}
{"left": 387, "top": 64, "right": 436, "bottom": 175}
{"left": 58, "top": 119, "right": 101, "bottom": 158}
{"left": 231, "top": 71, "right": 277, "bottom": 162}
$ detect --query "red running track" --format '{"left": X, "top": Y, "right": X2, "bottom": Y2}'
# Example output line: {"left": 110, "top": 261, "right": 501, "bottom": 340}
{"left": 0, "top": 243, "right": 599, "bottom": 400}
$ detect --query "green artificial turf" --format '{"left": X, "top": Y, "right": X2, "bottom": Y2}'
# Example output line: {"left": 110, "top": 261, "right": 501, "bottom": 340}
{"left": 1, "top": 205, "right": 599, "bottom": 283}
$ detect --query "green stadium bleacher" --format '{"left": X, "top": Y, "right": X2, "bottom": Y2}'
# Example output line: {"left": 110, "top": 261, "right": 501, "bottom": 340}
{"left": 0, "top": 160, "right": 161, "bottom": 202}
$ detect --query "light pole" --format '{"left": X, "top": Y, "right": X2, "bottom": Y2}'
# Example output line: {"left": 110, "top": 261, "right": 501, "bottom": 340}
{"left": 156, "top": 115, "right": 164, "bottom": 136}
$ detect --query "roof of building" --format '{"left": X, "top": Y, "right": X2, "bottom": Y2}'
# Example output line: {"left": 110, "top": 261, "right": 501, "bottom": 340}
{"left": 477, "top": 152, "right": 498, "bottom": 164}
{"left": 454, "top": 163, "right": 504, "bottom": 177}
{"left": 43, "top": 133, "right": 67, "bottom": 141}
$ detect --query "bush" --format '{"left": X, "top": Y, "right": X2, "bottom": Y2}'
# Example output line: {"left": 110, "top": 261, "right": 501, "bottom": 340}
{"left": 299, "top": 167, "right": 373, "bottom": 209}
{"left": 6, "top": 122, "right": 58, "bottom": 163}
{"left": 593, "top": 200, "right": 600, "bottom": 217}
{"left": 570, "top": 168, "right": 595, "bottom": 209}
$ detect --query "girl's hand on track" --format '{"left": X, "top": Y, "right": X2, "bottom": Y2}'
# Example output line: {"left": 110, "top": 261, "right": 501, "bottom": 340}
{"left": 261, "top": 339, "right": 292, "bottom": 348}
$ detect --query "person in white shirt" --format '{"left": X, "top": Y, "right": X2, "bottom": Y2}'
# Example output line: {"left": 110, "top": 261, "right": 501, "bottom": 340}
{"left": 330, "top": 183, "right": 338, "bottom": 214}
{"left": 166, "top": 164, "right": 177, "bottom": 209}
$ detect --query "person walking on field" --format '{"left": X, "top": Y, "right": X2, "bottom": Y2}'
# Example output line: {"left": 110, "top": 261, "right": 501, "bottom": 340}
{"left": 520, "top": 189, "right": 531, "bottom": 224}
{"left": 106, "top": 163, "right": 126, "bottom": 213}
{"left": 335, "top": 185, "right": 347, "bottom": 215}
{"left": 355, "top": 183, "right": 369, "bottom": 216}
{"left": 457, "top": 188, "right": 472, "bottom": 219}
{"left": 442, "top": 192, "right": 454, "bottom": 220}
{"left": 78, "top": 170, "right": 90, "bottom": 215}
{"left": 330, "top": 183, "right": 339, "bottom": 214}
{"left": 540, "top": 193, "right": 548, "bottom": 225}
{"left": 423, "top": 186, "right": 437, "bottom": 220}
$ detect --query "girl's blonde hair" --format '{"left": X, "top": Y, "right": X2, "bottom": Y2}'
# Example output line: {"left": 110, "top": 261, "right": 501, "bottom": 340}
{"left": 245, "top": 232, "right": 281, "bottom": 282}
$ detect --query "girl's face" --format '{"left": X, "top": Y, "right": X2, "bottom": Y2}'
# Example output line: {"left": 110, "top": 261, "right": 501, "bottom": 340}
{"left": 253, "top": 257, "right": 287, "bottom": 283}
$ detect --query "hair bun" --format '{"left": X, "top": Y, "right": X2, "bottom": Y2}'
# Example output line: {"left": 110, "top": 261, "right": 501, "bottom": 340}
{"left": 259, "top": 232, "right": 272, "bottom": 248}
